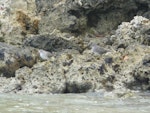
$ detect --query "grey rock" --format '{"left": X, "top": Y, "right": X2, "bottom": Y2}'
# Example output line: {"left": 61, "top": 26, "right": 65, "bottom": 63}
{"left": 15, "top": 62, "right": 66, "bottom": 94}
{"left": 0, "top": 42, "right": 39, "bottom": 77}
{"left": 38, "top": 0, "right": 137, "bottom": 35}
{"left": 0, "top": 0, "right": 149, "bottom": 46}
{"left": 0, "top": 1, "right": 150, "bottom": 95}
{"left": 24, "top": 34, "right": 82, "bottom": 52}
{"left": 125, "top": 54, "right": 150, "bottom": 91}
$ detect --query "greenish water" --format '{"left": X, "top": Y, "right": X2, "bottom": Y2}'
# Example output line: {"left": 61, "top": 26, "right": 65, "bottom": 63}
{"left": 0, "top": 92, "right": 150, "bottom": 113}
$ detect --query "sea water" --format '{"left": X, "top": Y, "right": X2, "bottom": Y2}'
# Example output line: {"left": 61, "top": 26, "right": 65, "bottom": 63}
{"left": 0, "top": 92, "right": 150, "bottom": 113}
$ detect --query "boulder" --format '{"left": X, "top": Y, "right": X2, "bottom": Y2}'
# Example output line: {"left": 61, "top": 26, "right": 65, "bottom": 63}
{"left": 107, "top": 16, "right": 150, "bottom": 91}
{"left": 15, "top": 64, "right": 66, "bottom": 94}
{"left": 0, "top": 0, "right": 149, "bottom": 45}
{"left": 0, "top": 1, "right": 149, "bottom": 94}
{"left": 12, "top": 16, "right": 150, "bottom": 94}
{"left": 111, "top": 16, "right": 150, "bottom": 48}
{"left": 38, "top": 0, "right": 138, "bottom": 35}
{"left": 10, "top": 48, "right": 115, "bottom": 94}
{"left": 0, "top": 42, "right": 39, "bottom": 77}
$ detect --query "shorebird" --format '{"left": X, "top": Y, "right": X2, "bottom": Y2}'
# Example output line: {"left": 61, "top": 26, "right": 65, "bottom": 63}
{"left": 90, "top": 43, "right": 108, "bottom": 55}
{"left": 38, "top": 49, "right": 52, "bottom": 60}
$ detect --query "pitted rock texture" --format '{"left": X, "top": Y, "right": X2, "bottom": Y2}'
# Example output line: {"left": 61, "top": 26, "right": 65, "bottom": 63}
{"left": 0, "top": 0, "right": 149, "bottom": 95}
{"left": 38, "top": 0, "right": 138, "bottom": 35}
{"left": 0, "top": 0, "right": 38, "bottom": 45}
{"left": 0, "top": 0, "right": 149, "bottom": 45}
{"left": 111, "top": 16, "right": 150, "bottom": 48}
{"left": 108, "top": 16, "right": 150, "bottom": 91}
{"left": 11, "top": 50, "right": 109, "bottom": 94}
{"left": 37, "top": 0, "right": 149, "bottom": 36}
{"left": 3, "top": 16, "right": 148, "bottom": 94}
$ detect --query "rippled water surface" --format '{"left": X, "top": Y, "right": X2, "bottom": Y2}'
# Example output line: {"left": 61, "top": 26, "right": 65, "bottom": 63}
{"left": 0, "top": 92, "right": 150, "bottom": 113}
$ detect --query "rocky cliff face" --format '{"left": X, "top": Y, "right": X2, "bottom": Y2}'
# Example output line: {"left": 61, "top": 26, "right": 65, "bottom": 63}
{"left": 0, "top": 0, "right": 149, "bottom": 95}
{"left": 0, "top": 0, "right": 150, "bottom": 45}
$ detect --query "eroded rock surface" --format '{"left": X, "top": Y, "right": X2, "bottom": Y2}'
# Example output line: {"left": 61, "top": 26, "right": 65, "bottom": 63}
{"left": 0, "top": 0, "right": 149, "bottom": 95}
{"left": 3, "top": 16, "right": 148, "bottom": 94}
{"left": 0, "top": 0, "right": 38, "bottom": 45}
{"left": 0, "top": 0, "right": 150, "bottom": 45}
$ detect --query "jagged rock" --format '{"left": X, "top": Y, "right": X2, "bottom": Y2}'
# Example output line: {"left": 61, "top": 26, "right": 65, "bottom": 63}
{"left": 0, "top": 0, "right": 149, "bottom": 45}
{"left": 112, "top": 44, "right": 150, "bottom": 91}
{"left": 10, "top": 48, "right": 115, "bottom": 94}
{"left": 15, "top": 61, "right": 67, "bottom": 94}
{"left": 38, "top": 0, "right": 139, "bottom": 35}
{"left": 0, "top": 1, "right": 150, "bottom": 94}
{"left": 0, "top": 42, "right": 39, "bottom": 77}
{"left": 124, "top": 54, "right": 150, "bottom": 91}
{"left": 0, "top": 0, "right": 38, "bottom": 45}
{"left": 111, "top": 16, "right": 150, "bottom": 49}
{"left": 107, "top": 16, "right": 150, "bottom": 91}
{"left": 2, "top": 16, "right": 149, "bottom": 94}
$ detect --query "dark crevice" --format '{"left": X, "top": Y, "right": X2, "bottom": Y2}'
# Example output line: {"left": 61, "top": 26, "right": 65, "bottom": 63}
{"left": 63, "top": 82, "right": 92, "bottom": 93}
{"left": 63, "top": 1, "right": 149, "bottom": 36}
{"left": 87, "top": 10, "right": 99, "bottom": 27}
{"left": 125, "top": 74, "right": 150, "bottom": 91}
{"left": 68, "top": 10, "right": 81, "bottom": 18}
{"left": 136, "top": 2, "right": 149, "bottom": 12}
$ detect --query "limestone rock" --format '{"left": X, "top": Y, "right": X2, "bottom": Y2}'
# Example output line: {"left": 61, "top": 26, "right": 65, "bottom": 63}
{"left": 36, "top": 0, "right": 149, "bottom": 36}
{"left": 111, "top": 16, "right": 150, "bottom": 48}
{"left": 15, "top": 62, "right": 66, "bottom": 94}
{"left": 12, "top": 49, "right": 115, "bottom": 94}
{"left": 38, "top": 0, "right": 139, "bottom": 35}
{"left": 0, "top": 0, "right": 39, "bottom": 45}
{"left": 0, "top": 1, "right": 150, "bottom": 94}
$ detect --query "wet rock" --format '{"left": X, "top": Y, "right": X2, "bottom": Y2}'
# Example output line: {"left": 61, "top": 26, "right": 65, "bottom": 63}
{"left": 64, "top": 81, "right": 92, "bottom": 93}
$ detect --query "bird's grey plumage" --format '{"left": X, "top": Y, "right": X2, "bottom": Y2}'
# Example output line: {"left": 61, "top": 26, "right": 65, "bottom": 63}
{"left": 38, "top": 49, "right": 52, "bottom": 60}
{"left": 90, "top": 43, "right": 108, "bottom": 55}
